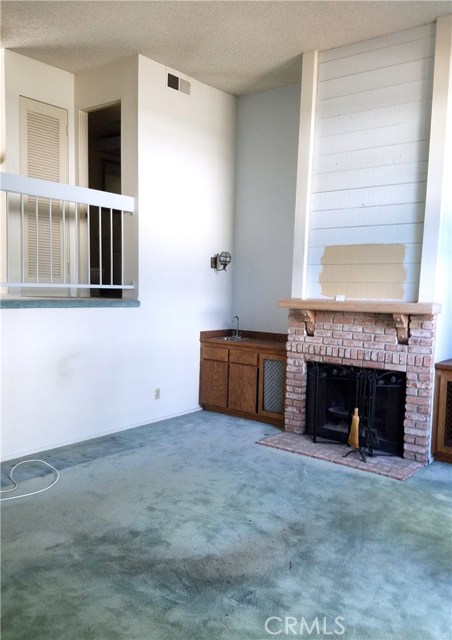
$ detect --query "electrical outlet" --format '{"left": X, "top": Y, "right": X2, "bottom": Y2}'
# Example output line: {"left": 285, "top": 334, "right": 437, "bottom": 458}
{"left": 154, "top": 388, "right": 160, "bottom": 400}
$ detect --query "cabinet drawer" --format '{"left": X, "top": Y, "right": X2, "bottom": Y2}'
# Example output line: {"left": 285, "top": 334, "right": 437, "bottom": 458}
{"left": 229, "top": 349, "right": 258, "bottom": 366}
{"left": 201, "top": 345, "right": 229, "bottom": 362}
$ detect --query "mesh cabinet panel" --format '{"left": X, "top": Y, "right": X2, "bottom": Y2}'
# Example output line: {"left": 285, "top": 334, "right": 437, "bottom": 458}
{"left": 445, "top": 381, "right": 452, "bottom": 448}
{"left": 263, "top": 358, "right": 285, "bottom": 414}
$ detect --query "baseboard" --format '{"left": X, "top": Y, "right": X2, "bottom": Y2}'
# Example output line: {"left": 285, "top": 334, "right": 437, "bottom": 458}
{"left": 1, "top": 407, "right": 202, "bottom": 463}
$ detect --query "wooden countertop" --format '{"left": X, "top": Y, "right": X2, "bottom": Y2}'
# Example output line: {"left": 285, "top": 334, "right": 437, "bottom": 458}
{"left": 435, "top": 359, "right": 452, "bottom": 371}
{"left": 200, "top": 330, "right": 287, "bottom": 352}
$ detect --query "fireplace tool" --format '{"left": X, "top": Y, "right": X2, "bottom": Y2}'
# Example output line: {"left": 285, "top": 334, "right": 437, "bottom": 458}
{"left": 343, "top": 407, "right": 367, "bottom": 462}
{"left": 345, "top": 369, "right": 382, "bottom": 459}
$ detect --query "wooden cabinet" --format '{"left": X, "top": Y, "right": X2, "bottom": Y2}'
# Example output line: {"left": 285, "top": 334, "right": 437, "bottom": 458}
{"left": 199, "top": 334, "right": 286, "bottom": 426}
{"left": 199, "top": 346, "right": 229, "bottom": 408}
{"left": 229, "top": 348, "right": 259, "bottom": 414}
{"left": 432, "top": 359, "right": 452, "bottom": 463}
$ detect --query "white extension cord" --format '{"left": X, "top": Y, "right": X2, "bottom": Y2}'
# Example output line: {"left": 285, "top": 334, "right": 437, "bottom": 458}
{"left": 0, "top": 459, "right": 60, "bottom": 502}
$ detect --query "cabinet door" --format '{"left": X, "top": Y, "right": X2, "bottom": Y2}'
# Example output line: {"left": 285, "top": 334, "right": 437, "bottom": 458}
{"left": 435, "top": 373, "right": 452, "bottom": 461}
{"left": 200, "top": 359, "right": 228, "bottom": 408}
{"left": 228, "top": 363, "right": 258, "bottom": 414}
{"left": 258, "top": 354, "right": 286, "bottom": 421}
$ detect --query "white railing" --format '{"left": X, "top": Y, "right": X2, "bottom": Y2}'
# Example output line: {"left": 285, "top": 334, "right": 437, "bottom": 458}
{"left": 0, "top": 173, "right": 135, "bottom": 293}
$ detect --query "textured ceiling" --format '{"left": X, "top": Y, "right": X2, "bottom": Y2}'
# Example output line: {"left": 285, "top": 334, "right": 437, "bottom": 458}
{"left": 1, "top": 1, "right": 451, "bottom": 95}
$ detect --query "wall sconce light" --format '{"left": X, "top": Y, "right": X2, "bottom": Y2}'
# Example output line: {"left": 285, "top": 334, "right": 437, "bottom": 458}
{"left": 211, "top": 251, "right": 232, "bottom": 271}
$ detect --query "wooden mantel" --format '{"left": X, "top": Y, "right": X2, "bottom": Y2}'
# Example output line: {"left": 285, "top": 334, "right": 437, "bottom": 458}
{"left": 278, "top": 299, "right": 441, "bottom": 344}
{"left": 278, "top": 299, "right": 441, "bottom": 315}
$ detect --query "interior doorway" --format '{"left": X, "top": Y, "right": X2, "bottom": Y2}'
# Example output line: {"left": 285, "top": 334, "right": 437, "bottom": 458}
{"left": 87, "top": 102, "right": 122, "bottom": 298}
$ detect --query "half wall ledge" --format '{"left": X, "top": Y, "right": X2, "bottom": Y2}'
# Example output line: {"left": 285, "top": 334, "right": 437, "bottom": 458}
{"left": 277, "top": 299, "right": 441, "bottom": 345}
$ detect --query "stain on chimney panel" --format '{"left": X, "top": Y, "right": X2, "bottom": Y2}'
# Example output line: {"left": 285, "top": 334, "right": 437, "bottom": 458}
{"left": 319, "top": 244, "right": 406, "bottom": 300}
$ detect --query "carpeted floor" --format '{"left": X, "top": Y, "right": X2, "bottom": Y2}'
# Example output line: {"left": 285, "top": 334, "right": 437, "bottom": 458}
{"left": 1, "top": 411, "right": 451, "bottom": 640}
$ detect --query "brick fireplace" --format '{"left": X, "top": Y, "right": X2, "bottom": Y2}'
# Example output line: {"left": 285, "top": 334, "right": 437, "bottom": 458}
{"left": 278, "top": 300, "right": 441, "bottom": 465}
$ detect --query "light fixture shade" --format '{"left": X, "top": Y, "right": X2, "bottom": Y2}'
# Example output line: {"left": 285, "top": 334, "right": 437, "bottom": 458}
{"left": 211, "top": 251, "right": 232, "bottom": 271}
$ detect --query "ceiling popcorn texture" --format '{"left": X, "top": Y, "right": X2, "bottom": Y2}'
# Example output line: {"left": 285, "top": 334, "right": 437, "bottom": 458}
{"left": 1, "top": 1, "right": 451, "bottom": 95}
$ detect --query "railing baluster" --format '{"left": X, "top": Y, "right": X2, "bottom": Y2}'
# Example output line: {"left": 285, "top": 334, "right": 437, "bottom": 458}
{"left": 121, "top": 211, "right": 124, "bottom": 287}
{"left": 75, "top": 202, "right": 79, "bottom": 286}
{"left": 87, "top": 205, "right": 91, "bottom": 285}
{"left": 62, "top": 200, "right": 67, "bottom": 284}
{"left": 35, "top": 197, "right": 39, "bottom": 282}
{"left": 20, "top": 194, "right": 25, "bottom": 282}
{"left": 49, "top": 198, "right": 53, "bottom": 284}
{"left": 110, "top": 208, "right": 113, "bottom": 286}
{"left": 5, "top": 192, "right": 10, "bottom": 284}
{"left": 98, "top": 206, "right": 102, "bottom": 286}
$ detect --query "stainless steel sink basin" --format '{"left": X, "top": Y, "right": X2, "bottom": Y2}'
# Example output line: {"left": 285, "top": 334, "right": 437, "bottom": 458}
{"left": 222, "top": 336, "right": 245, "bottom": 341}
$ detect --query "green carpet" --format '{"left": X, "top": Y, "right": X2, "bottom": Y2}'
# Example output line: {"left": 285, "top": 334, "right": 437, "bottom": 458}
{"left": 1, "top": 411, "right": 451, "bottom": 640}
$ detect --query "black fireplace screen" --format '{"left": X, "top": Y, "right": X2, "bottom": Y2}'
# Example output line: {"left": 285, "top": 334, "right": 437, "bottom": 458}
{"left": 306, "top": 362, "right": 406, "bottom": 456}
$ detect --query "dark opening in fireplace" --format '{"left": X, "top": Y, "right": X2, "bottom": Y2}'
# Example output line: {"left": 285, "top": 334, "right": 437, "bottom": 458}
{"left": 306, "top": 362, "right": 406, "bottom": 456}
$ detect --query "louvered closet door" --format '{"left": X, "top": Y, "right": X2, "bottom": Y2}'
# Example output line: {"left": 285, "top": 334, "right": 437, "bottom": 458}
{"left": 19, "top": 97, "right": 68, "bottom": 292}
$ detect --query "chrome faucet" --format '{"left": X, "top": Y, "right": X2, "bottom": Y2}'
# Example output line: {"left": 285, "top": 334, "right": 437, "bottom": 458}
{"left": 233, "top": 315, "right": 240, "bottom": 338}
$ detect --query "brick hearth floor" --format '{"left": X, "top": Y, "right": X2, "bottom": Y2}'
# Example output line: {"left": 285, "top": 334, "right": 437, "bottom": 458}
{"left": 257, "top": 432, "right": 424, "bottom": 481}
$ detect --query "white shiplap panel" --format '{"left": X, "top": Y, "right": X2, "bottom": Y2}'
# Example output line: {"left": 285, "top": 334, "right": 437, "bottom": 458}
{"left": 314, "top": 141, "right": 430, "bottom": 175}
{"left": 310, "top": 202, "right": 425, "bottom": 230}
{"left": 307, "top": 25, "right": 434, "bottom": 301}
{"left": 311, "top": 163, "right": 428, "bottom": 193}
{"left": 318, "top": 80, "right": 433, "bottom": 119}
{"left": 308, "top": 224, "right": 424, "bottom": 247}
{"left": 318, "top": 35, "right": 435, "bottom": 82}
{"left": 318, "top": 58, "right": 433, "bottom": 101}
{"left": 316, "top": 100, "right": 432, "bottom": 138}
{"left": 314, "top": 119, "right": 431, "bottom": 157}
{"left": 319, "top": 24, "right": 435, "bottom": 65}
{"left": 311, "top": 182, "right": 426, "bottom": 213}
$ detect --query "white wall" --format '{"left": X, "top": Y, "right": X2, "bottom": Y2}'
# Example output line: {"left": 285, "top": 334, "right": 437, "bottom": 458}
{"left": 1, "top": 53, "right": 236, "bottom": 460}
{"left": 136, "top": 54, "right": 236, "bottom": 415}
{"left": 233, "top": 83, "right": 300, "bottom": 332}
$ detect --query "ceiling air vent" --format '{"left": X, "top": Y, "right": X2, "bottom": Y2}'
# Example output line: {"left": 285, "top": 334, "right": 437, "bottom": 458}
{"left": 167, "top": 72, "right": 191, "bottom": 96}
